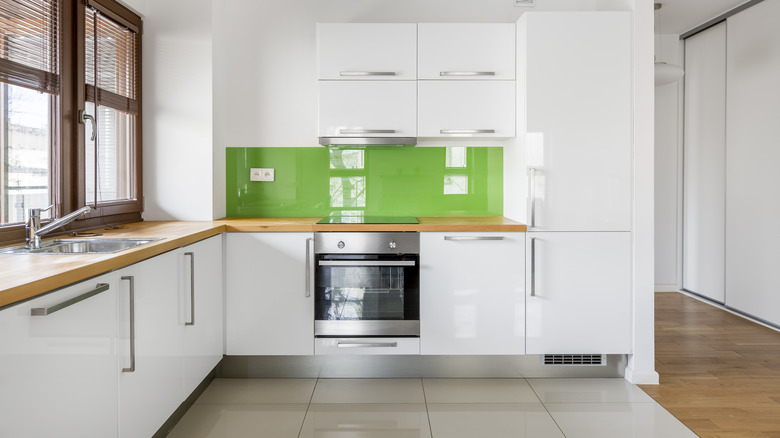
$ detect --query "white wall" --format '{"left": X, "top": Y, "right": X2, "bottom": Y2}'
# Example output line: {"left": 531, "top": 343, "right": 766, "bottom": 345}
{"left": 131, "top": 0, "right": 217, "bottom": 221}
{"left": 654, "top": 35, "right": 684, "bottom": 291}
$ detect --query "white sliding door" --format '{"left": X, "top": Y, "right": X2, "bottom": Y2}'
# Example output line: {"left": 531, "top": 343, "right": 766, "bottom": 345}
{"left": 682, "top": 22, "right": 726, "bottom": 303}
{"left": 725, "top": 0, "right": 780, "bottom": 323}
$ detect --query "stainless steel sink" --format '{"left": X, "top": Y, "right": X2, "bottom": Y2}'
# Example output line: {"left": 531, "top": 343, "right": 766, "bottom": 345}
{"left": 0, "top": 238, "right": 163, "bottom": 255}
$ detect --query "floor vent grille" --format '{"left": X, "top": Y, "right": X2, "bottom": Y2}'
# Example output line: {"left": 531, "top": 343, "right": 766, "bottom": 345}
{"left": 542, "top": 354, "right": 606, "bottom": 366}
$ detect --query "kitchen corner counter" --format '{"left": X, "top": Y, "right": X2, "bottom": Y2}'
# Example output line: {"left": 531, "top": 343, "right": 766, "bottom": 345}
{"left": 219, "top": 216, "right": 527, "bottom": 232}
{"left": 1, "top": 217, "right": 525, "bottom": 309}
{"left": 0, "top": 221, "right": 224, "bottom": 309}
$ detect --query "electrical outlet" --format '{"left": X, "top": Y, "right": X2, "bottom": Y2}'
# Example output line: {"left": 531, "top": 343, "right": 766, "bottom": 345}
{"left": 250, "top": 168, "right": 275, "bottom": 182}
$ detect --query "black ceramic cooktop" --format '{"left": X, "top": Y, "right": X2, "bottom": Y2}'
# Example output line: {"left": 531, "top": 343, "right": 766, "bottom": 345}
{"left": 317, "top": 216, "right": 419, "bottom": 224}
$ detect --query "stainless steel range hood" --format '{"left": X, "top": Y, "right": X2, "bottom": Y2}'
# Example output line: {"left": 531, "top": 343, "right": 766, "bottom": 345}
{"left": 319, "top": 136, "right": 417, "bottom": 147}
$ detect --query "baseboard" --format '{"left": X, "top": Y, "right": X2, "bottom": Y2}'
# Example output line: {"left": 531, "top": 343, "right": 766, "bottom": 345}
{"left": 654, "top": 284, "right": 680, "bottom": 292}
{"left": 153, "top": 364, "right": 219, "bottom": 438}
{"left": 623, "top": 366, "right": 659, "bottom": 385}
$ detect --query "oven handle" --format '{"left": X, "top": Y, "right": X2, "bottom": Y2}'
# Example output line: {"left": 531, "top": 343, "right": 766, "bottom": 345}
{"left": 337, "top": 341, "right": 398, "bottom": 348}
{"left": 318, "top": 260, "right": 416, "bottom": 267}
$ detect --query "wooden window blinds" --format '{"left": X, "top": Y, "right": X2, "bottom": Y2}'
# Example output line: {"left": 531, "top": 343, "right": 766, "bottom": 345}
{"left": 0, "top": 0, "right": 60, "bottom": 93}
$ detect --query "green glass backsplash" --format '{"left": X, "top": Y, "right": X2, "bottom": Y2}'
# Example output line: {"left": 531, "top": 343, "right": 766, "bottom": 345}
{"left": 226, "top": 146, "right": 503, "bottom": 217}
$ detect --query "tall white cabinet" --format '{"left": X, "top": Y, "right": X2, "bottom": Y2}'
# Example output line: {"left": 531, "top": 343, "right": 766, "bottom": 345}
{"left": 682, "top": 22, "right": 727, "bottom": 304}
{"left": 518, "top": 12, "right": 632, "bottom": 354}
{"left": 724, "top": 0, "right": 780, "bottom": 324}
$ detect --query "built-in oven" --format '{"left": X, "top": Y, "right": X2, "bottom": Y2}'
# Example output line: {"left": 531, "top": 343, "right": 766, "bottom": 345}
{"left": 314, "top": 232, "right": 420, "bottom": 337}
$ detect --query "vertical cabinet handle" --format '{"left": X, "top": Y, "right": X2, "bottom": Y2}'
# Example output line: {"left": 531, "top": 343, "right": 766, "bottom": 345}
{"left": 305, "top": 237, "right": 313, "bottom": 297}
{"left": 185, "top": 252, "right": 195, "bottom": 326}
{"left": 121, "top": 276, "right": 136, "bottom": 373}
{"left": 528, "top": 168, "right": 537, "bottom": 228}
{"left": 529, "top": 238, "right": 537, "bottom": 297}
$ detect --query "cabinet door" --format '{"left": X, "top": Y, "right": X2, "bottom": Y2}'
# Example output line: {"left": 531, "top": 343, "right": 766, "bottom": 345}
{"left": 317, "top": 23, "right": 417, "bottom": 80}
{"left": 420, "top": 232, "right": 525, "bottom": 355}
{"left": 725, "top": 0, "right": 780, "bottom": 324}
{"left": 520, "top": 12, "right": 631, "bottom": 231}
{"left": 682, "top": 23, "right": 726, "bottom": 303}
{"left": 418, "top": 23, "right": 515, "bottom": 80}
{"left": 181, "top": 235, "right": 224, "bottom": 397}
{"left": 318, "top": 81, "right": 416, "bottom": 138}
{"left": 525, "top": 232, "right": 631, "bottom": 354}
{"left": 226, "top": 233, "right": 314, "bottom": 355}
{"left": 119, "top": 251, "right": 183, "bottom": 438}
{"left": 0, "top": 273, "right": 118, "bottom": 438}
{"left": 418, "top": 81, "right": 515, "bottom": 138}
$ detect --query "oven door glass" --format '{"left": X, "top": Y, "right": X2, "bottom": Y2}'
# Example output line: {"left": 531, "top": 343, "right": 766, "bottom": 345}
{"left": 315, "top": 254, "right": 420, "bottom": 337}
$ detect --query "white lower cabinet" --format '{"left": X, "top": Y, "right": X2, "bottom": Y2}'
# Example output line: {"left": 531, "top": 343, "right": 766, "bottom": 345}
{"left": 119, "top": 250, "right": 184, "bottom": 438}
{"left": 181, "top": 236, "right": 224, "bottom": 397}
{"left": 525, "top": 232, "right": 631, "bottom": 354}
{"left": 0, "top": 272, "right": 120, "bottom": 438}
{"left": 420, "top": 232, "right": 525, "bottom": 355}
{"left": 226, "top": 233, "right": 314, "bottom": 355}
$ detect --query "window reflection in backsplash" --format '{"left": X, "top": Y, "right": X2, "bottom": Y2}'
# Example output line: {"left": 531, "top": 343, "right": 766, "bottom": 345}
{"left": 226, "top": 146, "right": 503, "bottom": 218}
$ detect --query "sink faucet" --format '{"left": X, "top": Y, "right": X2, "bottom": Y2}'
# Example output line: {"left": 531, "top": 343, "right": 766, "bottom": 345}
{"left": 26, "top": 205, "right": 92, "bottom": 249}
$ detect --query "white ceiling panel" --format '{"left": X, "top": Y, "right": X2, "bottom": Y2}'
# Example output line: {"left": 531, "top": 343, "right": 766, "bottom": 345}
{"left": 655, "top": 0, "right": 754, "bottom": 35}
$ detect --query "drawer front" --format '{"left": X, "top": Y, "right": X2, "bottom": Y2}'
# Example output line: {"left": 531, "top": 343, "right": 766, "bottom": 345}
{"left": 315, "top": 338, "right": 420, "bottom": 355}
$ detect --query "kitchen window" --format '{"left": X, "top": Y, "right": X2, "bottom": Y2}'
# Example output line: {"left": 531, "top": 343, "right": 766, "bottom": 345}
{"left": 0, "top": 0, "right": 142, "bottom": 244}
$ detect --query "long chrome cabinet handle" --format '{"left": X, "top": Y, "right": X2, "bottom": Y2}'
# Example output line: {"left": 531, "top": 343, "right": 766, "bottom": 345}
{"left": 185, "top": 251, "right": 195, "bottom": 326}
{"left": 305, "top": 237, "right": 313, "bottom": 297}
{"left": 337, "top": 342, "right": 398, "bottom": 348}
{"left": 440, "top": 129, "right": 495, "bottom": 135}
{"left": 529, "top": 238, "right": 537, "bottom": 297}
{"left": 339, "top": 71, "right": 396, "bottom": 76}
{"left": 528, "top": 168, "right": 537, "bottom": 228}
{"left": 30, "top": 283, "right": 110, "bottom": 316}
{"left": 339, "top": 129, "right": 396, "bottom": 134}
{"left": 319, "top": 260, "right": 416, "bottom": 267}
{"left": 121, "top": 276, "right": 136, "bottom": 373}
{"left": 444, "top": 236, "right": 504, "bottom": 241}
{"left": 440, "top": 71, "right": 496, "bottom": 76}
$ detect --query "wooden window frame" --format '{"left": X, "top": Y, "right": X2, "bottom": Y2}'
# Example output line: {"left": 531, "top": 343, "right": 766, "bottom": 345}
{"left": 0, "top": 0, "right": 143, "bottom": 245}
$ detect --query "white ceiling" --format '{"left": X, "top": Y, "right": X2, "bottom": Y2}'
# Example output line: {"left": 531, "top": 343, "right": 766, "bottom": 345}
{"left": 655, "top": 0, "right": 752, "bottom": 35}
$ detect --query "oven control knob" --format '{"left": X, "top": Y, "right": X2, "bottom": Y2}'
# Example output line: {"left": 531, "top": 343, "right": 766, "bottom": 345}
{"left": 389, "top": 241, "right": 397, "bottom": 249}
{"left": 337, "top": 241, "right": 345, "bottom": 249}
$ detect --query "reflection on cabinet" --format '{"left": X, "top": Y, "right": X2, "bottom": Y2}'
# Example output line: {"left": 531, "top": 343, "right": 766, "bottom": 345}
{"left": 724, "top": 0, "right": 780, "bottom": 324}
{"left": 318, "top": 81, "right": 417, "bottom": 139}
{"left": 525, "top": 232, "right": 631, "bottom": 354}
{"left": 418, "top": 23, "right": 515, "bottom": 80}
{"left": 519, "top": 12, "right": 631, "bottom": 231}
{"left": 226, "top": 233, "right": 314, "bottom": 355}
{"left": 682, "top": 22, "right": 726, "bottom": 303}
{"left": 420, "top": 232, "right": 525, "bottom": 355}
{"left": 418, "top": 81, "right": 515, "bottom": 138}
{"left": 0, "top": 272, "right": 119, "bottom": 438}
{"left": 317, "top": 23, "right": 417, "bottom": 80}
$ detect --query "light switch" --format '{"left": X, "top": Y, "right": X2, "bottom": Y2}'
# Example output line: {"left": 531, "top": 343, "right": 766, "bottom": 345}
{"left": 250, "top": 168, "right": 275, "bottom": 182}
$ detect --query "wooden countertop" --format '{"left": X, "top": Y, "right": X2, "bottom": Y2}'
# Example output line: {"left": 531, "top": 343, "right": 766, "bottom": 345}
{"left": 0, "top": 217, "right": 525, "bottom": 309}
{"left": 220, "top": 216, "right": 527, "bottom": 232}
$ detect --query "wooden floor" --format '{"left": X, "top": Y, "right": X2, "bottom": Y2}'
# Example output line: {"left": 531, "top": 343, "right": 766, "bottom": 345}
{"left": 639, "top": 292, "right": 780, "bottom": 438}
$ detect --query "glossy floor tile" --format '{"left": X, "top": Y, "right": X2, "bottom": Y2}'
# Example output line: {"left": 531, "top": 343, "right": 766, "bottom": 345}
{"left": 422, "top": 378, "right": 540, "bottom": 403}
{"left": 528, "top": 378, "right": 656, "bottom": 404}
{"left": 169, "top": 378, "right": 698, "bottom": 438}
{"left": 547, "top": 403, "right": 699, "bottom": 438}
{"left": 300, "top": 404, "right": 431, "bottom": 438}
{"left": 167, "top": 403, "right": 308, "bottom": 438}
{"left": 427, "top": 403, "right": 565, "bottom": 438}
{"left": 311, "top": 378, "right": 426, "bottom": 404}
{"left": 196, "top": 378, "right": 316, "bottom": 404}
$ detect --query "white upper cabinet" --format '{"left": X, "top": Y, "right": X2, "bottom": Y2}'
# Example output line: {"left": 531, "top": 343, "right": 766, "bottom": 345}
{"left": 519, "top": 12, "right": 631, "bottom": 231}
{"left": 418, "top": 81, "right": 515, "bottom": 138}
{"left": 318, "top": 81, "right": 417, "bottom": 138}
{"left": 317, "top": 23, "right": 417, "bottom": 80}
{"left": 418, "top": 23, "right": 515, "bottom": 80}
